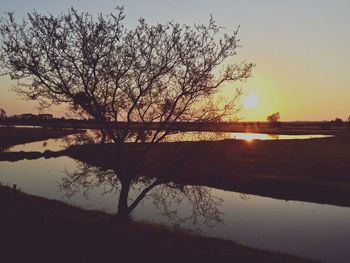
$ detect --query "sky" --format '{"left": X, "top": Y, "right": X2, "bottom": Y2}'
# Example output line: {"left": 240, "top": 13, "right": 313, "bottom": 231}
{"left": 0, "top": 0, "right": 349, "bottom": 121}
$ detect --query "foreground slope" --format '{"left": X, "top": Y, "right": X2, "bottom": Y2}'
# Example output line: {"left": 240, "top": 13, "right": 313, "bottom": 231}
{"left": 0, "top": 185, "right": 318, "bottom": 263}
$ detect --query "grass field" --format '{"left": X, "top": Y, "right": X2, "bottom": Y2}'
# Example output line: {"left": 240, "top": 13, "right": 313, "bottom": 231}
{"left": 1, "top": 126, "right": 349, "bottom": 207}
{"left": 0, "top": 184, "right": 318, "bottom": 263}
{"left": 65, "top": 131, "right": 350, "bottom": 207}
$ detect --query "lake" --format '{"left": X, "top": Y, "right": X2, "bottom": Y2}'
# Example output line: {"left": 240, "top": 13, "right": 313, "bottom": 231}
{"left": 7, "top": 131, "right": 332, "bottom": 152}
{"left": 0, "top": 132, "right": 347, "bottom": 263}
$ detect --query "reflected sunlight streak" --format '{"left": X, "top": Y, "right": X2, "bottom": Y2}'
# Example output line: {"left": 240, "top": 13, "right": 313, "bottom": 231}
{"left": 232, "top": 133, "right": 270, "bottom": 142}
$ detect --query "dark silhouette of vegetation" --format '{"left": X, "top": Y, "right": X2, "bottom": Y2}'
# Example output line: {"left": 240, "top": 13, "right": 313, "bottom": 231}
{"left": 267, "top": 112, "right": 280, "bottom": 123}
{"left": 63, "top": 134, "right": 350, "bottom": 209}
{"left": 267, "top": 112, "right": 281, "bottom": 127}
{"left": 0, "top": 8, "right": 253, "bottom": 219}
{"left": 60, "top": 162, "right": 223, "bottom": 227}
{"left": 0, "top": 108, "right": 6, "bottom": 119}
{"left": 0, "top": 108, "right": 6, "bottom": 128}
{"left": 331, "top": 117, "right": 344, "bottom": 126}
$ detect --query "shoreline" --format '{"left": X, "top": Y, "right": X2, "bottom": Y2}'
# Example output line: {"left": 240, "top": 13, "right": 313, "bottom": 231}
{"left": 64, "top": 136, "right": 350, "bottom": 208}
{"left": 0, "top": 126, "right": 343, "bottom": 262}
{"left": 0, "top": 127, "right": 82, "bottom": 150}
{"left": 0, "top": 184, "right": 319, "bottom": 263}
{"left": 1, "top": 127, "right": 350, "bottom": 208}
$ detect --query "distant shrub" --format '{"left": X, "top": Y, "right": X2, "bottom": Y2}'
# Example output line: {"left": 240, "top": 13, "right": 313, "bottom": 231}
{"left": 267, "top": 112, "right": 281, "bottom": 127}
{"left": 331, "top": 118, "right": 344, "bottom": 126}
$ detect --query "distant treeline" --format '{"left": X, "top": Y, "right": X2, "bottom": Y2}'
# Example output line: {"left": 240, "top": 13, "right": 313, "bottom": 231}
{"left": 0, "top": 118, "right": 349, "bottom": 131}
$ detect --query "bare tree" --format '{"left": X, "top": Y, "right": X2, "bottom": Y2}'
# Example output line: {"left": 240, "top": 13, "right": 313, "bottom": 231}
{"left": 0, "top": 8, "right": 253, "bottom": 219}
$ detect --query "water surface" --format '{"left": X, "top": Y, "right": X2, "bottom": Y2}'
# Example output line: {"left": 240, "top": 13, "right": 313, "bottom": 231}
{"left": 0, "top": 157, "right": 349, "bottom": 263}
{"left": 1, "top": 133, "right": 346, "bottom": 263}
{"left": 8, "top": 131, "right": 332, "bottom": 152}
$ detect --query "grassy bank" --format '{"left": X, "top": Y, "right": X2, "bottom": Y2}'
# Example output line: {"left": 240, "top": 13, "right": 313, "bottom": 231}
{"left": 0, "top": 127, "right": 82, "bottom": 150}
{"left": 0, "top": 184, "right": 318, "bottom": 263}
{"left": 1, "top": 126, "right": 349, "bottom": 207}
{"left": 65, "top": 132, "right": 350, "bottom": 207}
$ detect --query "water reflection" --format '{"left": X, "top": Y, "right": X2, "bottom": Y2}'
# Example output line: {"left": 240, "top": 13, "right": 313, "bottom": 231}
{"left": 0, "top": 131, "right": 343, "bottom": 263}
{"left": 165, "top": 132, "right": 332, "bottom": 142}
{"left": 231, "top": 133, "right": 332, "bottom": 141}
{"left": 6, "top": 131, "right": 332, "bottom": 153}
{"left": 8, "top": 136, "right": 74, "bottom": 152}
{"left": 0, "top": 157, "right": 349, "bottom": 263}
{"left": 61, "top": 162, "right": 223, "bottom": 227}
{"left": 166, "top": 131, "right": 331, "bottom": 142}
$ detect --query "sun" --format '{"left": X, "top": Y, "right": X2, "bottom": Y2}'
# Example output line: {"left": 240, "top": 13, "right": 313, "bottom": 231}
{"left": 243, "top": 93, "right": 259, "bottom": 109}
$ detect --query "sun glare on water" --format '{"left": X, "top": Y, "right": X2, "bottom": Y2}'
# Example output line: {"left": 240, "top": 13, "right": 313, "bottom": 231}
{"left": 232, "top": 133, "right": 270, "bottom": 142}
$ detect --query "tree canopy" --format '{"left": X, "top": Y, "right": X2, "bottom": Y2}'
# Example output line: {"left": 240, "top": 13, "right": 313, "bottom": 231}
{"left": 267, "top": 112, "right": 281, "bottom": 123}
{"left": 0, "top": 7, "right": 253, "bottom": 144}
{"left": 0, "top": 8, "right": 254, "bottom": 219}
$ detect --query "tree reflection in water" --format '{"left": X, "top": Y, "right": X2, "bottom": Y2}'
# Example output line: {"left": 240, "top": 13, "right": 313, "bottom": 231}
{"left": 60, "top": 162, "right": 223, "bottom": 228}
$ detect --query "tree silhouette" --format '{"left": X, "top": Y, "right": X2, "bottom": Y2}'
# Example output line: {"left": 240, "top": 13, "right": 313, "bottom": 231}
{"left": 267, "top": 112, "right": 280, "bottom": 125}
{"left": 0, "top": 108, "right": 6, "bottom": 119}
{"left": 0, "top": 8, "right": 253, "bottom": 219}
{"left": 61, "top": 161, "right": 223, "bottom": 226}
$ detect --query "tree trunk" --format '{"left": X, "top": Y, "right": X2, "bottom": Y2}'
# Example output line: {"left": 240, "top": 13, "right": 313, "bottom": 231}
{"left": 116, "top": 176, "right": 131, "bottom": 220}
{"left": 100, "top": 130, "right": 106, "bottom": 144}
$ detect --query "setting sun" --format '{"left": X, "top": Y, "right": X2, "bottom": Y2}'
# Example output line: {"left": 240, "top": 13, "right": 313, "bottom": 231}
{"left": 0, "top": 2, "right": 350, "bottom": 262}
{"left": 243, "top": 93, "right": 259, "bottom": 109}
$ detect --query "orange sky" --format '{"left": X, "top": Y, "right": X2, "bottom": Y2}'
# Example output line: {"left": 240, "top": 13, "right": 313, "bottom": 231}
{"left": 0, "top": 0, "right": 349, "bottom": 121}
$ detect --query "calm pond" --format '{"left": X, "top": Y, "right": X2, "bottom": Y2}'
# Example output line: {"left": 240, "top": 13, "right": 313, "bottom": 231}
{"left": 1, "top": 132, "right": 347, "bottom": 263}
{"left": 7, "top": 131, "right": 332, "bottom": 152}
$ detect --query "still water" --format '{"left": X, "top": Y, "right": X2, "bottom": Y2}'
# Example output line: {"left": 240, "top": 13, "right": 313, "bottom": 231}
{"left": 0, "top": 133, "right": 347, "bottom": 263}
{"left": 7, "top": 131, "right": 332, "bottom": 152}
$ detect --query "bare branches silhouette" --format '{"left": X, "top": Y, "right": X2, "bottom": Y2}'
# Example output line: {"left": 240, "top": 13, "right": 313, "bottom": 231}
{"left": 60, "top": 161, "right": 223, "bottom": 227}
{"left": 1, "top": 7, "right": 252, "bottom": 219}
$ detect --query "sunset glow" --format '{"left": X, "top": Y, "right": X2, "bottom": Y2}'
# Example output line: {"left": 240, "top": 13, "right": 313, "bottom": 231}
{"left": 0, "top": 2, "right": 350, "bottom": 263}
{"left": 0, "top": 0, "right": 349, "bottom": 122}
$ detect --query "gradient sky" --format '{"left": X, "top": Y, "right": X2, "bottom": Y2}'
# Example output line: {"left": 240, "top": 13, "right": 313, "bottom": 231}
{"left": 0, "top": 0, "right": 349, "bottom": 121}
